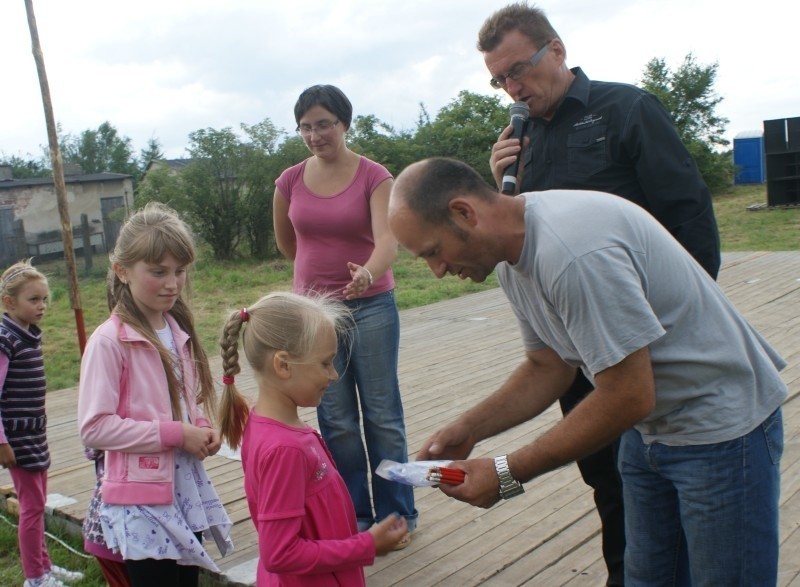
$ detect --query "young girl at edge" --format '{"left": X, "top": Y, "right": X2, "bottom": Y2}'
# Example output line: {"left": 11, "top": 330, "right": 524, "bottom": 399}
{"left": 77, "top": 203, "right": 233, "bottom": 587}
{"left": 0, "top": 260, "right": 83, "bottom": 587}
{"left": 218, "top": 292, "right": 407, "bottom": 586}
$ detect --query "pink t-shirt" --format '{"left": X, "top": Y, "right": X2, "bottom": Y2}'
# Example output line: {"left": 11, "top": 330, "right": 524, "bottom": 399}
{"left": 275, "top": 156, "right": 394, "bottom": 299}
{"left": 241, "top": 411, "right": 374, "bottom": 586}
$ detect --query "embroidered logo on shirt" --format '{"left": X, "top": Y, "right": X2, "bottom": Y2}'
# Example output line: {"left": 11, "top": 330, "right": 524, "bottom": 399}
{"left": 139, "top": 456, "right": 160, "bottom": 469}
{"left": 573, "top": 114, "right": 604, "bottom": 128}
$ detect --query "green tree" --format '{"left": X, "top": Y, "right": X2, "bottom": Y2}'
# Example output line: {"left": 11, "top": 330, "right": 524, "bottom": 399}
{"left": 134, "top": 165, "right": 189, "bottom": 211}
{"left": 137, "top": 119, "right": 298, "bottom": 260}
{"left": 182, "top": 127, "right": 247, "bottom": 260}
{"left": 0, "top": 153, "right": 50, "bottom": 178}
{"left": 60, "top": 121, "right": 138, "bottom": 178}
{"left": 239, "top": 119, "right": 286, "bottom": 259}
{"left": 640, "top": 53, "right": 733, "bottom": 193}
{"left": 412, "top": 91, "right": 508, "bottom": 184}
{"left": 347, "top": 115, "right": 417, "bottom": 177}
{"left": 274, "top": 135, "right": 309, "bottom": 167}
{"left": 137, "top": 137, "right": 165, "bottom": 181}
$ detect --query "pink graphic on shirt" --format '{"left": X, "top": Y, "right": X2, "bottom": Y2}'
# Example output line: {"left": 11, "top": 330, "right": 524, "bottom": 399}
{"left": 139, "top": 456, "right": 160, "bottom": 469}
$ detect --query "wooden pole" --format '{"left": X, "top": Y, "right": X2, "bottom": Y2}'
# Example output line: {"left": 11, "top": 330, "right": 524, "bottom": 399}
{"left": 24, "top": 0, "right": 87, "bottom": 354}
{"left": 81, "top": 213, "right": 93, "bottom": 276}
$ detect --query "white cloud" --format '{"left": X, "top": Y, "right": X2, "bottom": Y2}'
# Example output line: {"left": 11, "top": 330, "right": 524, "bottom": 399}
{"left": 1, "top": 0, "right": 797, "bottom": 159}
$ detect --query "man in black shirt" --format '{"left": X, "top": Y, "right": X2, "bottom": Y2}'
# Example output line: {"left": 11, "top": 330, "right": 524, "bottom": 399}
{"left": 478, "top": 3, "right": 721, "bottom": 586}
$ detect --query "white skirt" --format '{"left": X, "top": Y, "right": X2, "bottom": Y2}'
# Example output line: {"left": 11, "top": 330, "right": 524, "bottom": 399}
{"left": 100, "top": 449, "right": 234, "bottom": 572}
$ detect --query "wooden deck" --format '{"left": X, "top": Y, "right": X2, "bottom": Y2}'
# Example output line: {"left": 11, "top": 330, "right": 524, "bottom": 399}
{"left": 2, "top": 251, "right": 800, "bottom": 586}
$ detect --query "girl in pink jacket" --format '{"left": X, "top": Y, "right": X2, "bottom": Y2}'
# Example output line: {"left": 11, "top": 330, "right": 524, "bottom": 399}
{"left": 218, "top": 292, "right": 407, "bottom": 586}
{"left": 78, "top": 203, "right": 233, "bottom": 587}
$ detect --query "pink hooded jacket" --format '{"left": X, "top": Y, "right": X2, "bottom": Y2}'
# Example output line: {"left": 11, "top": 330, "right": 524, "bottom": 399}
{"left": 77, "top": 313, "right": 211, "bottom": 506}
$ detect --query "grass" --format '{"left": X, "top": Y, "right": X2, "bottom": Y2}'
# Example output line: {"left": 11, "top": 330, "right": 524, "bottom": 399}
{"left": 713, "top": 184, "right": 800, "bottom": 250}
{"left": 0, "top": 511, "right": 221, "bottom": 586}
{"left": 0, "top": 512, "right": 106, "bottom": 587}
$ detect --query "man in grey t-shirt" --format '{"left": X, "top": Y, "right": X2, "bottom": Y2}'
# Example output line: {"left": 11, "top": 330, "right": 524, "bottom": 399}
{"left": 388, "top": 157, "right": 787, "bottom": 586}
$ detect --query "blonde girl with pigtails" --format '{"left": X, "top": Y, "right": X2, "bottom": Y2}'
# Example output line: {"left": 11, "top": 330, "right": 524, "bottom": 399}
{"left": 218, "top": 292, "right": 407, "bottom": 586}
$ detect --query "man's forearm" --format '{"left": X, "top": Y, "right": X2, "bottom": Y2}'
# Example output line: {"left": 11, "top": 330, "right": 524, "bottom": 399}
{"left": 508, "top": 347, "right": 655, "bottom": 483}
{"left": 461, "top": 350, "right": 574, "bottom": 444}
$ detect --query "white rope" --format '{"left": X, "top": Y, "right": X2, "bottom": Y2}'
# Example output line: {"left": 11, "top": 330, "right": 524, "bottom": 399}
{"left": 0, "top": 511, "right": 93, "bottom": 560}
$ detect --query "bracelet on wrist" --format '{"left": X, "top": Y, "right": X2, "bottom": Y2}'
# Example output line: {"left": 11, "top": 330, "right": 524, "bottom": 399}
{"left": 362, "top": 267, "right": 373, "bottom": 285}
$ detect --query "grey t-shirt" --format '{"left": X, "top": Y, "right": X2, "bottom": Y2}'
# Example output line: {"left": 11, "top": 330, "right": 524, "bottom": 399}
{"left": 497, "top": 191, "right": 787, "bottom": 446}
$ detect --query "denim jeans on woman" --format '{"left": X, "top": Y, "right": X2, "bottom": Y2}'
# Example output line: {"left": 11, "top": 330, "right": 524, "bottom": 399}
{"left": 619, "top": 408, "right": 783, "bottom": 586}
{"left": 317, "top": 290, "right": 418, "bottom": 531}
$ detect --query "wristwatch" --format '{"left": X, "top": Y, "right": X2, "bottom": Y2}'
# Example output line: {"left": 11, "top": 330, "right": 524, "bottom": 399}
{"left": 494, "top": 455, "right": 525, "bottom": 499}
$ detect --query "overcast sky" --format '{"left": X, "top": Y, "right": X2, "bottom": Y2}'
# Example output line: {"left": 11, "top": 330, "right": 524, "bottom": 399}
{"left": 1, "top": 0, "right": 797, "bottom": 161}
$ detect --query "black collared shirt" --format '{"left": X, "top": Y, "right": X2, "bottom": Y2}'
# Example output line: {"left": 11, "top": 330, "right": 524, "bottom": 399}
{"left": 521, "top": 67, "right": 721, "bottom": 278}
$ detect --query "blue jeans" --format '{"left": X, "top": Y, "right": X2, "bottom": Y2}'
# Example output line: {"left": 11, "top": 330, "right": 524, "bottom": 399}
{"left": 619, "top": 408, "right": 783, "bottom": 586}
{"left": 317, "top": 290, "right": 418, "bottom": 531}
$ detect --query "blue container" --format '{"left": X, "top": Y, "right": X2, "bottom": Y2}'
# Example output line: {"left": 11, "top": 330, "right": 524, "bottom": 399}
{"left": 733, "top": 131, "right": 765, "bottom": 184}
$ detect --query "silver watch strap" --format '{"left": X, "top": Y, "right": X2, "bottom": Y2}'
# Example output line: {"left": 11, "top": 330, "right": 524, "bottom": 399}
{"left": 494, "top": 455, "right": 525, "bottom": 499}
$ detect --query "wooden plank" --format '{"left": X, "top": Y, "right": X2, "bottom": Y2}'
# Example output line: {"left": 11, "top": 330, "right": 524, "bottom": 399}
{"left": 1, "top": 251, "right": 800, "bottom": 587}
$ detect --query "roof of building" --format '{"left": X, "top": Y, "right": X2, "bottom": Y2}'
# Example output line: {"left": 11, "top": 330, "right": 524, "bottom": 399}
{"left": 144, "top": 158, "right": 196, "bottom": 173}
{"left": 734, "top": 130, "right": 764, "bottom": 139}
{"left": 0, "top": 172, "right": 132, "bottom": 190}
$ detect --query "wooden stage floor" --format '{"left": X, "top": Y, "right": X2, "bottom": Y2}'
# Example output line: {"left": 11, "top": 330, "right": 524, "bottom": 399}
{"left": 2, "top": 251, "right": 800, "bottom": 586}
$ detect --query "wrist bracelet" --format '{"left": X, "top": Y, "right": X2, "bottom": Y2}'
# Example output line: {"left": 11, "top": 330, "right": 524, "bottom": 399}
{"left": 362, "top": 267, "right": 373, "bottom": 285}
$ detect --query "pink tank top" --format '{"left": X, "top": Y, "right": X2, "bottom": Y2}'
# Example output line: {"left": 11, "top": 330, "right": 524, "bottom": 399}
{"left": 275, "top": 156, "right": 394, "bottom": 299}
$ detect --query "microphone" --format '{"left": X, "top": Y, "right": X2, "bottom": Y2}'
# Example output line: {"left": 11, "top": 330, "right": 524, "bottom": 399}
{"left": 501, "top": 101, "right": 530, "bottom": 195}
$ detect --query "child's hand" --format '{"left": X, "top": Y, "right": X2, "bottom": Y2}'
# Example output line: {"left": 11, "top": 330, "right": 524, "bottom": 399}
{"left": 369, "top": 514, "right": 409, "bottom": 556}
{"left": 0, "top": 443, "right": 16, "bottom": 468}
{"left": 205, "top": 428, "right": 222, "bottom": 456}
{"left": 181, "top": 423, "right": 214, "bottom": 460}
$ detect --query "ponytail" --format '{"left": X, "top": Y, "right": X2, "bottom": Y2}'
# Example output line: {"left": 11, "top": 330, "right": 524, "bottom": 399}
{"left": 217, "top": 308, "right": 250, "bottom": 450}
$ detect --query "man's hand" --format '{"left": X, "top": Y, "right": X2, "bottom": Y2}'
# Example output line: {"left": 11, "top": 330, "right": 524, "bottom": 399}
{"left": 436, "top": 458, "right": 501, "bottom": 509}
{"left": 0, "top": 443, "right": 15, "bottom": 468}
{"left": 416, "top": 420, "right": 476, "bottom": 461}
{"left": 490, "top": 125, "right": 528, "bottom": 193}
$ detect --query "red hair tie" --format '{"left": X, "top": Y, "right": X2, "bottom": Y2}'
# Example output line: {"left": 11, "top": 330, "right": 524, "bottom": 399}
{"left": 222, "top": 375, "right": 235, "bottom": 385}
{"left": 240, "top": 308, "right": 249, "bottom": 322}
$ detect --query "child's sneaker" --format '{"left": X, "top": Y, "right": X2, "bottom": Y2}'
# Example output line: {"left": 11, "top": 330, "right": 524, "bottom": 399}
{"left": 50, "top": 565, "right": 84, "bottom": 583}
{"left": 22, "top": 572, "right": 67, "bottom": 587}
